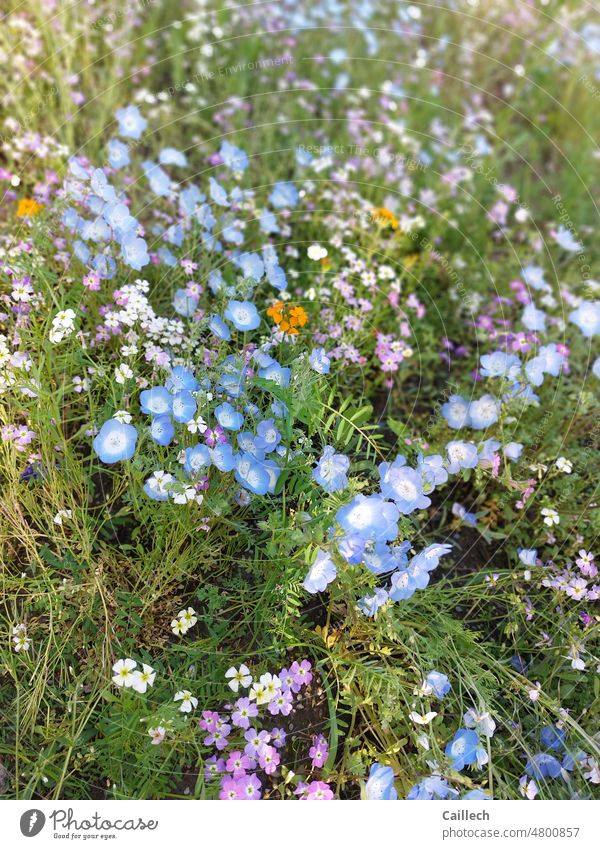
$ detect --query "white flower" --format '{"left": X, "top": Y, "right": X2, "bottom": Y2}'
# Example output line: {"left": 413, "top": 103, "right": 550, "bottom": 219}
{"left": 307, "top": 244, "right": 328, "bottom": 261}
{"left": 528, "top": 681, "right": 542, "bottom": 701}
{"left": 130, "top": 663, "right": 156, "bottom": 693}
{"left": 584, "top": 758, "right": 600, "bottom": 784}
{"left": 148, "top": 726, "right": 166, "bottom": 745}
{"left": 463, "top": 708, "right": 496, "bottom": 737}
{"left": 53, "top": 509, "right": 72, "bottom": 526}
{"left": 541, "top": 507, "right": 560, "bottom": 526}
{"left": 12, "top": 623, "right": 27, "bottom": 636}
{"left": 178, "top": 607, "right": 197, "bottom": 628}
{"left": 174, "top": 690, "right": 197, "bottom": 713}
{"left": 258, "top": 672, "right": 281, "bottom": 702}
{"left": 171, "top": 486, "right": 202, "bottom": 505}
{"left": 408, "top": 711, "right": 437, "bottom": 725}
{"left": 519, "top": 776, "right": 538, "bottom": 799}
{"left": 187, "top": 416, "right": 207, "bottom": 434}
{"left": 112, "top": 658, "right": 137, "bottom": 688}
{"left": 13, "top": 634, "right": 31, "bottom": 652}
{"left": 113, "top": 410, "right": 133, "bottom": 424}
{"left": 115, "top": 363, "right": 134, "bottom": 384}
{"left": 72, "top": 375, "right": 90, "bottom": 393}
{"left": 249, "top": 681, "right": 268, "bottom": 704}
{"left": 555, "top": 457, "right": 572, "bottom": 473}
{"left": 171, "top": 618, "right": 188, "bottom": 636}
{"left": 225, "top": 664, "right": 253, "bottom": 693}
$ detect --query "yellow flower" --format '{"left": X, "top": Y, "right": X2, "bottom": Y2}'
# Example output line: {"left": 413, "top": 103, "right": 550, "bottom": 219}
{"left": 16, "top": 198, "right": 44, "bottom": 218}
{"left": 371, "top": 207, "right": 398, "bottom": 229}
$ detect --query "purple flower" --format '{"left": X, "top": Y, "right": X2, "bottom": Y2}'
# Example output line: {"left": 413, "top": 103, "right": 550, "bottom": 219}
{"left": 204, "top": 755, "right": 226, "bottom": 781}
{"left": 244, "top": 727, "right": 271, "bottom": 758}
{"left": 225, "top": 750, "right": 253, "bottom": 779}
{"left": 231, "top": 697, "right": 258, "bottom": 729}
{"left": 257, "top": 743, "right": 280, "bottom": 774}
{"left": 270, "top": 727, "right": 287, "bottom": 748}
{"left": 290, "top": 659, "right": 312, "bottom": 688}
{"left": 268, "top": 690, "right": 293, "bottom": 716}
{"left": 309, "top": 735, "right": 329, "bottom": 768}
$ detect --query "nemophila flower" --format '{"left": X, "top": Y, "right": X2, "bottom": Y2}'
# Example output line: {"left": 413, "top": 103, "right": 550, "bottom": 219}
{"left": 445, "top": 729, "right": 479, "bottom": 771}
{"left": 518, "top": 548, "right": 538, "bottom": 567}
{"left": 312, "top": 446, "right": 350, "bottom": 494}
{"left": 150, "top": 414, "right": 175, "bottom": 447}
{"left": 540, "top": 725, "right": 566, "bottom": 751}
{"left": 215, "top": 402, "right": 244, "bottom": 431}
{"left": 365, "top": 763, "right": 397, "bottom": 800}
{"left": 309, "top": 347, "right": 331, "bottom": 374}
{"left": 148, "top": 726, "right": 166, "bottom": 746}
{"left": 257, "top": 360, "right": 291, "bottom": 388}
{"left": 309, "top": 735, "right": 329, "bottom": 768}
{"left": 107, "top": 138, "right": 130, "bottom": 169}
{"left": 302, "top": 548, "right": 337, "bottom": 594}
{"left": 593, "top": 357, "right": 600, "bottom": 379}
{"left": 442, "top": 394, "right": 471, "bottom": 429}
{"left": 569, "top": 301, "right": 600, "bottom": 337}
{"left": 446, "top": 440, "right": 478, "bottom": 474}
{"left": 503, "top": 442, "right": 523, "bottom": 461}
{"left": 208, "top": 314, "right": 231, "bottom": 341}
{"left": 166, "top": 366, "right": 199, "bottom": 394}
{"left": 296, "top": 781, "right": 334, "bottom": 800}
{"left": 224, "top": 300, "right": 260, "bottom": 332}
{"left": 235, "top": 452, "right": 271, "bottom": 495}
{"left": 418, "top": 453, "right": 448, "bottom": 489}
{"left": 452, "top": 502, "right": 477, "bottom": 526}
{"left": 541, "top": 507, "right": 560, "bottom": 526}
{"left": 407, "top": 776, "right": 458, "bottom": 800}
{"left": 140, "top": 387, "right": 173, "bottom": 416}
{"left": 93, "top": 419, "right": 138, "bottom": 463}
{"left": 210, "top": 442, "right": 237, "bottom": 472}
{"left": 379, "top": 455, "right": 431, "bottom": 514}
{"left": 358, "top": 588, "right": 389, "bottom": 617}
{"left": 388, "top": 569, "right": 417, "bottom": 602}
{"left": 522, "top": 302, "right": 546, "bottom": 332}
{"left": 525, "top": 753, "right": 562, "bottom": 780}
{"left": 170, "top": 390, "right": 196, "bottom": 424}
{"left": 464, "top": 708, "right": 496, "bottom": 737}
{"left": 115, "top": 105, "right": 147, "bottom": 139}
{"left": 174, "top": 690, "right": 198, "bottom": 713}
{"left": 219, "top": 140, "right": 249, "bottom": 172}
{"left": 269, "top": 181, "right": 299, "bottom": 208}
{"left": 173, "top": 288, "right": 198, "bottom": 317}
{"left": 423, "top": 671, "right": 452, "bottom": 699}
{"left": 131, "top": 663, "right": 156, "bottom": 694}
{"left": 337, "top": 494, "right": 399, "bottom": 543}
{"left": 480, "top": 350, "right": 521, "bottom": 379}
{"left": 183, "top": 444, "right": 211, "bottom": 478}
{"left": 112, "top": 658, "right": 137, "bottom": 688}
{"left": 121, "top": 234, "right": 149, "bottom": 271}
{"left": 144, "top": 471, "right": 174, "bottom": 501}
{"left": 225, "top": 665, "right": 253, "bottom": 693}
{"left": 468, "top": 394, "right": 500, "bottom": 430}
{"left": 254, "top": 418, "right": 280, "bottom": 453}
{"left": 553, "top": 224, "right": 582, "bottom": 252}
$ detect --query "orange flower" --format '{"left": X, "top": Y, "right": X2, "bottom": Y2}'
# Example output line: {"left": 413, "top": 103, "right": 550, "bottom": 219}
{"left": 16, "top": 198, "right": 44, "bottom": 218}
{"left": 371, "top": 207, "right": 398, "bottom": 230}
{"left": 267, "top": 301, "right": 308, "bottom": 336}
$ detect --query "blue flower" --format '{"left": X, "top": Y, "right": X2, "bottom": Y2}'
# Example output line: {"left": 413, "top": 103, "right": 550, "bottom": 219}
{"left": 503, "top": 442, "right": 523, "bottom": 461}
{"left": 569, "top": 301, "right": 600, "bottom": 337}
{"left": 425, "top": 670, "right": 452, "bottom": 699}
{"left": 593, "top": 356, "right": 600, "bottom": 379}
{"left": 219, "top": 140, "right": 249, "bottom": 172}
{"left": 150, "top": 415, "right": 175, "bottom": 446}
{"left": 336, "top": 533, "right": 366, "bottom": 565}
{"left": 140, "top": 386, "right": 173, "bottom": 416}
{"left": 166, "top": 366, "right": 199, "bottom": 393}
{"left": 522, "top": 302, "right": 546, "bottom": 332}
{"left": 269, "top": 181, "right": 299, "bottom": 208}
{"left": 518, "top": 548, "right": 537, "bottom": 566}
{"left": 93, "top": 419, "right": 138, "bottom": 464}
{"left": 142, "top": 160, "right": 171, "bottom": 197}
{"left": 236, "top": 252, "right": 264, "bottom": 280}
{"left": 183, "top": 444, "right": 211, "bottom": 477}
{"left": 445, "top": 729, "right": 479, "bottom": 770}
{"left": 259, "top": 209, "right": 279, "bottom": 234}
{"left": 379, "top": 455, "right": 431, "bottom": 514}
{"left": 446, "top": 440, "right": 479, "bottom": 474}
{"left": 209, "top": 177, "right": 229, "bottom": 207}
{"left": 263, "top": 245, "right": 287, "bottom": 290}
{"left": 209, "top": 442, "right": 237, "bottom": 472}
{"left": 462, "top": 789, "right": 491, "bottom": 799}
{"left": 452, "top": 502, "right": 477, "bottom": 526}
{"left": 120, "top": 234, "right": 149, "bottom": 271}
{"left": 224, "top": 300, "right": 260, "bottom": 332}
{"left": 302, "top": 549, "right": 337, "bottom": 594}
{"left": 442, "top": 394, "right": 471, "bottom": 429}
{"left": 407, "top": 776, "right": 458, "bottom": 800}
{"left": 103, "top": 202, "right": 137, "bottom": 235}
{"left": 388, "top": 569, "right": 417, "bottom": 601}
{"left": 417, "top": 453, "right": 448, "bottom": 490}
{"left": 309, "top": 348, "right": 331, "bottom": 374}
{"left": 480, "top": 350, "right": 521, "bottom": 379}
{"left": 312, "top": 446, "right": 349, "bottom": 493}
{"left": 537, "top": 343, "right": 564, "bottom": 376}
{"left": 209, "top": 314, "right": 231, "bottom": 341}
{"left": 115, "top": 105, "right": 147, "bottom": 140}
{"left": 365, "top": 764, "right": 397, "bottom": 800}
{"left": 468, "top": 394, "right": 500, "bottom": 430}
{"left": 172, "top": 391, "right": 197, "bottom": 423}
{"left": 255, "top": 418, "right": 281, "bottom": 452}
{"left": 540, "top": 725, "right": 566, "bottom": 751}
{"left": 159, "top": 147, "right": 187, "bottom": 167}
{"left": 215, "top": 402, "right": 244, "bottom": 431}
{"left": 237, "top": 432, "right": 262, "bottom": 456}
{"left": 554, "top": 225, "right": 582, "bottom": 252}
{"left": 522, "top": 264, "right": 549, "bottom": 291}
{"left": 525, "top": 753, "right": 562, "bottom": 780}
{"left": 235, "top": 452, "right": 270, "bottom": 495}
{"left": 173, "top": 288, "right": 198, "bottom": 317}
{"left": 336, "top": 494, "right": 399, "bottom": 543}
{"left": 257, "top": 361, "right": 291, "bottom": 388}
{"left": 411, "top": 543, "right": 453, "bottom": 572}
{"left": 357, "top": 588, "right": 389, "bottom": 617}
{"left": 107, "top": 138, "right": 130, "bottom": 170}
{"left": 478, "top": 438, "right": 501, "bottom": 461}
{"left": 363, "top": 542, "right": 396, "bottom": 575}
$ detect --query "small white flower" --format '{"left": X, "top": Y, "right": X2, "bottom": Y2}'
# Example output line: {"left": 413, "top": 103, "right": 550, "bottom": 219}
{"left": 178, "top": 607, "right": 197, "bottom": 628}
{"left": 258, "top": 672, "right": 281, "bottom": 702}
{"left": 225, "top": 664, "right": 253, "bottom": 693}
{"left": 113, "top": 410, "right": 133, "bottom": 424}
{"left": 174, "top": 690, "right": 197, "bottom": 713}
{"left": 13, "top": 634, "right": 31, "bottom": 652}
{"left": 53, "top": 509, "right": 72, "bottom": 526}
{"left": 130, "top": 663, "right": 156, "bottom": 693}
{"left": 541, "top": 507, "right": 560, "bottom": 526}
{"left": 528, "top": 681, "right": 542, "bottom": 701}
{"left": 112, "top": 658, "right": 137, "bottom": 688}
{"left": 171, "top": 618, "right": 189, "bottom": 636}
{"left": 463, "top": 708, "right": 496, "bottom": 738}
{"left": 148, "top": 726, "right": 166, "bottom": 745}
{"left": 307, "top": 244, "right": 328, "bottom": 261}
{"left": 72, "top": 375, "right": 90, "bottom": 393}
{"left": 555, "top": 457, "right": 572, "bottom": 474}
{"left": 408, "top": 711, "right": 437, "bottom": 725}
{"left": 187, "top": 416, "right": 207, "bottom": 434}
{"left": 115, "top": 363, "right": 134, "bottom": 384}
{"left": 171, "top": 486, "right": 202, "bottom": 505}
